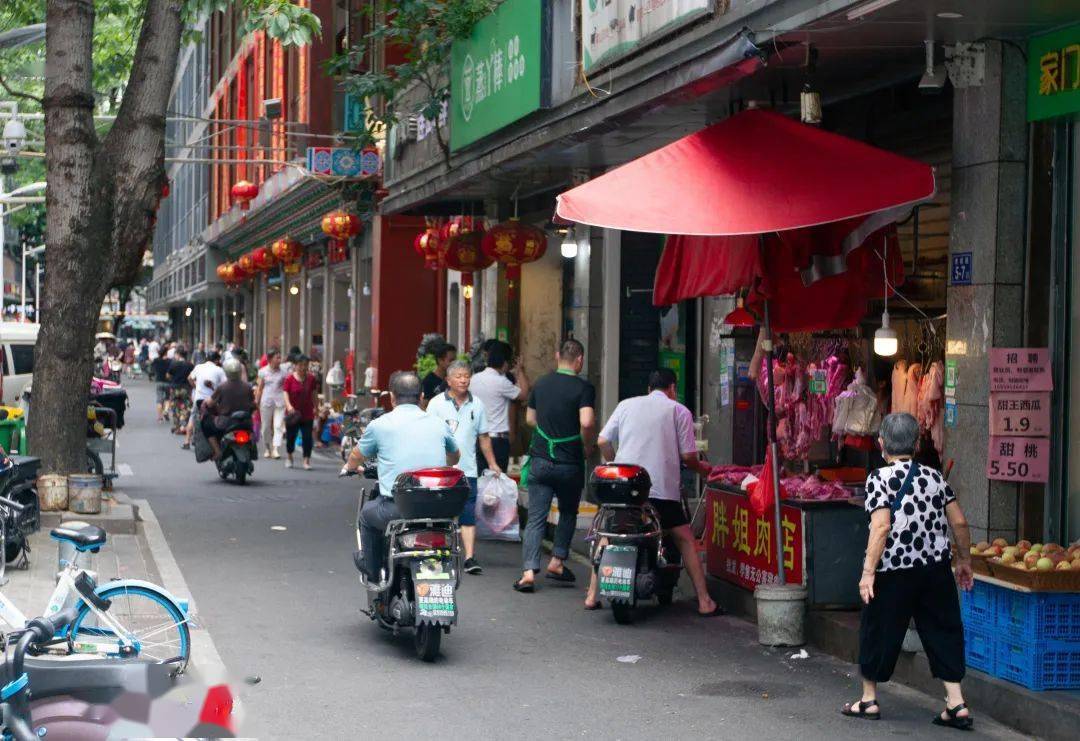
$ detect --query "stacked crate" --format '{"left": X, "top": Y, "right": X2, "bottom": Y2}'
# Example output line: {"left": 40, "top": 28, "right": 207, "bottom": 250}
{"left": 960, "top": 580, "right": 1080, "bottom": 690}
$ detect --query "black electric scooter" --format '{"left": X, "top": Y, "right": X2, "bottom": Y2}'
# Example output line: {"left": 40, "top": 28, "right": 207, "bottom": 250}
{"left": 215, "top": 411, "right": 257, "bottom": 484}
{"left": 587, "top": 464, "right": 683, "bottom": 624}
{"left": 347, "top": 464, "right": 468, "bottom": 661}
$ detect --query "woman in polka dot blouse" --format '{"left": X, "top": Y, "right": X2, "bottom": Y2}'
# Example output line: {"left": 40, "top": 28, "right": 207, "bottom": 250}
{"left": 841, "top": 413, "right": 976, "bottom": 730}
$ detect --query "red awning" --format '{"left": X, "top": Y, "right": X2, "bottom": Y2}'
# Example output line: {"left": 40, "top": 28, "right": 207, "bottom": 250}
{"left": 555, "top": 109, "right": 935, "bottom": 236}
{"left": 654, "top": 218, "right": 906, "bottom": 333}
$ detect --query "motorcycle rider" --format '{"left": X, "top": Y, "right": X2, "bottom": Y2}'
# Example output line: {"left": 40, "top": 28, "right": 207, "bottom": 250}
{"left": 583, "top": 368, "right": 722, "bottom": 616}
{"left": 199, "top": 357, "right": 256, "bottom": 461}
{"left": 341, "top": 371, "right": 460, "bottom": 581}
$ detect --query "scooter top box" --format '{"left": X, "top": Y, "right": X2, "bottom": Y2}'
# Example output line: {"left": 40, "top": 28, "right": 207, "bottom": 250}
{"left": 589, "top": 464, "right": 652, "bottom": 505}
{"left": 393, "top": 467, "right": 471, "bottom": 519}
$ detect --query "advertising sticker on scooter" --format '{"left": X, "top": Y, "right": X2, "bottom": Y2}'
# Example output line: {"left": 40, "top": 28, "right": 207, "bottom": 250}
{"left": 598, "top": 545, "right": 637, "bottom": 600}
{"left": 412, "top": 562, "right": 457, "bottom": 624}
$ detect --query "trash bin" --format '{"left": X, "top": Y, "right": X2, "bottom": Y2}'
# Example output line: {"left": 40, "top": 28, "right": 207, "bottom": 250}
{"left": 0, "top": 416, "right": 27, "bottom": 455}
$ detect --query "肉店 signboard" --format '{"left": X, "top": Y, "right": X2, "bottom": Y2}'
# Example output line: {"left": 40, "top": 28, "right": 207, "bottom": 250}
{"left": 450, "top": 0, "right": 550, "bottom": 151}
{"left": 582, "top": 0, "right": 714, "bottom": 73}
{"left": 703, "top": 488, "right": 805, "bottom": 589}
{"left": 987, "top": 348, "right": 1052, "bottom": 483}
{"left": 1028, "top": 23, "right": 1080, "bottom": 121}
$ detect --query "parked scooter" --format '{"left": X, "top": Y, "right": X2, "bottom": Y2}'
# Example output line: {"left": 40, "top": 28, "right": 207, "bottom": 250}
{"left": 0, "top": 607, "right": 234, "bottom": 739}
{"left": 339, "top": 389, "right": 389, "bottom": 462}
{"left": 214, "top": 410, "right": 257, "bottom": 484}
{"left": 586, "top": 464, "right": 683, "bottom": 624}
{"left": 346, "top": 464, "right": 467, "bottom": 661}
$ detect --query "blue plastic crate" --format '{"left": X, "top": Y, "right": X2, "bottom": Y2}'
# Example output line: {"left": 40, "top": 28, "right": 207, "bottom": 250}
{"left": 995, "top": 636, "right": 1080, "bottom": 690}
{"left": 960, "top": 580, "right": 997, "bottom": 630}
{"left": 997, "top": 589, "right": 1080, "bottom": 642}
{"left": 964, "top": 624, "right": 995, "bottom": 674}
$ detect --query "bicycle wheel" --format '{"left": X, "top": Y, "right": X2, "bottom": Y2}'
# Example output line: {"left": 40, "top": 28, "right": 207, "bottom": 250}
{"left": 70, "top": 584, "right": 191, "bottom": 673}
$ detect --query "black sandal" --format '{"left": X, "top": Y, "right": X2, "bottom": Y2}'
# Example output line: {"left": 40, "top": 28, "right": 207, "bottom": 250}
{"left": 545, "top": 566, "right": 576, "bottom": 583}
{"left": 584, "top": 601, "right": 603, "bottom": 611}
{"left": 513, "top": 580, "right": 535, "bottom": 593}
{"left": 932, "top": 703, "right": 973, "bottom": 731}
{"left": 840, "top": 700, "right": 880, "bottom": 720}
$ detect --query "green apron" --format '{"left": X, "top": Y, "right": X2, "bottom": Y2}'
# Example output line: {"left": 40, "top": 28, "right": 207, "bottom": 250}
{"left": 521, "top": 369, "right": 583, "bottom": 489}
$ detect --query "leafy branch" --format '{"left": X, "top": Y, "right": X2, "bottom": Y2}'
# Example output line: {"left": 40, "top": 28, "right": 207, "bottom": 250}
{"left": 330, "top": 0, "right": 495, "bottom": 161}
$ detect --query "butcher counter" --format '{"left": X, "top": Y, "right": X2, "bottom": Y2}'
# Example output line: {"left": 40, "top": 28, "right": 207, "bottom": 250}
{"left": 703, "top": 483, "right": 868, "bottom": 608}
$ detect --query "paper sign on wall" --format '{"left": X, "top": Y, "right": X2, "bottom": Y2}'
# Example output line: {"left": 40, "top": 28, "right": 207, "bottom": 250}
{"left": 989, "top": 392, "right": 1051, "bottom": 436}
{"left": 986, "top": 436, "right": 1049, "bottom": 483}
{"left": 989, "top": 348, "right": 1052, "bottom": 392}
{"left": 944, "top": 398, "right": 958, "bottom": 428}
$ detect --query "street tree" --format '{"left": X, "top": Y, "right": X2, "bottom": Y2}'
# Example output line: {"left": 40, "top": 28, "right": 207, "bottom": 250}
{"left": 4, "top": 1, "right": 319, "bottom": 474}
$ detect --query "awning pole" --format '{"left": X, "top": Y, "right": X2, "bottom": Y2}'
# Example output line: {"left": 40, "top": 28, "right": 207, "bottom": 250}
{"left": 761, "top": 235, "right": 786, "bottom": 587}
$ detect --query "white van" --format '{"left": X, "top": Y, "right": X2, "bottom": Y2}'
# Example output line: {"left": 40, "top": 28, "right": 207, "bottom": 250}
{"left": 0, "top": 323, "right": 39, "bottom": 406}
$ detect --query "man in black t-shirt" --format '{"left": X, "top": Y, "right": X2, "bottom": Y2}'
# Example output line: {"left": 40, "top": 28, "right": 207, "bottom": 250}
{"left": 420, "top": 341, "right": 456, "bottom": 409}
{"left": 514, "top": 338, "right": 596, "bottom": 593}
{"left": 151, "top": 351, "right": 173, "bottom": 422}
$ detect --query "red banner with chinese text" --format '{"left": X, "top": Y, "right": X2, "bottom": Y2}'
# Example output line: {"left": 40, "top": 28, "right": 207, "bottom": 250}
{"left": 704, "top": 487, "right": 805, "bottom": 589}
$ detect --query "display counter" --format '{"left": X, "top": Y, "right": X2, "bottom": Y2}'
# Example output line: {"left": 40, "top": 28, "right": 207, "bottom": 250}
{"left": 704, "top": 484, "right": 867, "bottom": 608}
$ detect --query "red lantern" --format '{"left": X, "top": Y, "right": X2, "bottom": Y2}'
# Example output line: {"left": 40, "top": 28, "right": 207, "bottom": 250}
{"left": 271, "top": 237, "right": 302, "bottom": 264}
{"left": 480, "top": 218, "right": 548, "bottom": 294}
{"left": 216, "top": 263, "right": 233, "bottom": 282}
{"left": 283, "top": 260, "right": 302, "bottom": 275}
{"left": 161, "top": 179, "right": 170, "bottom": 199}
{"left": 439, "top": 215, "right": 483, "bottom": 242}
{"left": 321, "top": 210, "right": 362, "bottom": 262}
{"left": 238, "top": 252, "right": 256, "bottom": 273}
{"left": 231, "top": 180, "right": 258, "bottom": 210}
{"left": 413, "top": 226, "right": 444, "bottom": 270}
{"left": 444, "top": 232, "right": 494, "bottom": 286}
{"left": 252, "top": 246, "right": 277, "bottom": 271}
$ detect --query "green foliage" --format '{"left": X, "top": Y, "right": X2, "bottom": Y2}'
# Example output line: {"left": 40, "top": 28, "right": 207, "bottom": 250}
{"left": 182, "top": 0, "right": 322, "bottom": 46}
{"left": 415, "top": 353, "right": 437, "bottom": 378}
{"left": 331, "top": 0, "right": 496, "bottom": 150}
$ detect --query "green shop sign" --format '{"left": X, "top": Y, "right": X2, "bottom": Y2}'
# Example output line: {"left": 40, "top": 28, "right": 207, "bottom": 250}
{"left": 450, "top": 0, "right": 550, "bottom": 151}
{"left": 1028, "top": 23, "right": 1080, "bottom": 121}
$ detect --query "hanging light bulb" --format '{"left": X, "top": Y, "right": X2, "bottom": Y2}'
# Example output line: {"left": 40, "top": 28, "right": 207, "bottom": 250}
{"left": 560, "top": 228, "right": 578, "bottom": 259}
{"left": 723, "top": 296, "right": 756, "bottom": 327}
{"left": 874, "top": 309, "right": 898, "bottom": 356}
{"left": 184, "top": 306, "right": 193, "bottom": 317}
{"left": 462, "top": 284, "right": 474, "bottom": 300}
{"left": 289, "top": 285, "right": 299, "bottom": 296}
{"left": 238, "top": 320, "right": 248, "bottom": 331}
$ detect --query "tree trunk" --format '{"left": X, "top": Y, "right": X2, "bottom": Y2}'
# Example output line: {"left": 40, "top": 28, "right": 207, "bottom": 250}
{"left": 29, "top": 0, "right": 181, "bottom": 474}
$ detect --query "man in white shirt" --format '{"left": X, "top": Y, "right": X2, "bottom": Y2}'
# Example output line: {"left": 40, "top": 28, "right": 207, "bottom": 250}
{"left": 148, "top": 339, "right": 161, "bottom": 362}
{"left": 584, "top": 368, "right": 720, "bottom": 616}
{"left": 187, "top": 351, "right": 227, "bottom": 444}
{"left": 469, "top": 343, "right": 529, "bottom": 475}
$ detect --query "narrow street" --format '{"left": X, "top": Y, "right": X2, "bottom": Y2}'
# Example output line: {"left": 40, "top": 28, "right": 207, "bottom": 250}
{"left": 116, "top": 379, "right": 1022, "bottom": 739}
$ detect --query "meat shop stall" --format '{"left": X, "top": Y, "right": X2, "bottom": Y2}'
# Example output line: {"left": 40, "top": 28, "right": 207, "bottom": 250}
{"left": 557, "top": 109, "right": 945, "bottom": 610}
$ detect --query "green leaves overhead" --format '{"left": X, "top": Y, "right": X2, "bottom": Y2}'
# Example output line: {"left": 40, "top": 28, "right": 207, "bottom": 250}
{"left": 181, "top": 0, "right": 321, "bottom": 46}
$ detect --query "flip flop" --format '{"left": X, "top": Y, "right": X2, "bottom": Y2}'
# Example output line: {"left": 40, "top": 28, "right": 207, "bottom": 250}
{"left": 513, "top": 580, "right": 535, "bottom": 593}
{"left": 931, "top": 703, "right": 973, "bottom": 731}
{"left": 841, "top": 700, "right": 880, "bottom": 721}
{"left": 584, "top": 601, "right": 603, "bottom": 611}
{"left": 545, "top": 567, "right": 576, "bottom": 583}
{"left": 697, "top": 605, "right": 726, "bottom": 617}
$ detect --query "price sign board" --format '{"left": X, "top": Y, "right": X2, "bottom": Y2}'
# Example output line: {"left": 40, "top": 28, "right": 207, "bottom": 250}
{"left": 989, "top": 392, "right": 1051, "bottom": 436}
{"left": 809, "top": 369, "right": 827, "bottom": 395}
{"left": 989, "top": 348, "right": 1052, "bottom": 392}
{"left": 944, "top": 358, "right": 958, "bottom": 397}
{"left": 703, "top": 487, "right": 805, "bottom": 589}
{"left": 986, "top": 436, "right": 1050, "bottom": 483}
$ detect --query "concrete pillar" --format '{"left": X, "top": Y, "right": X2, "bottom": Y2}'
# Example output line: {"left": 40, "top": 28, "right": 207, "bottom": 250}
{"left": 944, "top": 41, "right": 1028, "bottom": 544}
{"left": 599, "top": 229, "right": 621, "bottom": 423}
{"left": 299, "top": 264, "right": 308, "bottom": 350}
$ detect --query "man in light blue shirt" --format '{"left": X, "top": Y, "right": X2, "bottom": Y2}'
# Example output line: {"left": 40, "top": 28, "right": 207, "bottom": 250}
{"left": 427, "top": 360, "right": 501, "bottom": 574}
{"left": 342, "top": 371, "right": 459, "bottom": 580}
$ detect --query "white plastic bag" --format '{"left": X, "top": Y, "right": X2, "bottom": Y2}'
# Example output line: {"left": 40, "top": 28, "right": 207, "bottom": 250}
{"left": 475, "top": 470, "right": 520, "bottom": 541}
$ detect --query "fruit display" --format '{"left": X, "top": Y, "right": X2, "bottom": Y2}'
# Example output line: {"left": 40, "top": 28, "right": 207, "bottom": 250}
{"left": 976, "top": 539, "right": 1080, "bottom": 592}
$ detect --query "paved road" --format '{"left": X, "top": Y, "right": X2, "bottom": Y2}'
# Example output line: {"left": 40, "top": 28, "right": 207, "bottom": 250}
{"left": 117, "top": 378, "right": 1023, "bottom": 740}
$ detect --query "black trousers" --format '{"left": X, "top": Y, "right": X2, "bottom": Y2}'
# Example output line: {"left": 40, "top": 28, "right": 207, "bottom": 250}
{"left": 477, "top": 436, "right": 511, "bottom": 475}
{"left": 859, "top": 560, "right": 965, "bottom": 683}
{"left": 285, "top": 419, "right": 314, "bottom": 457}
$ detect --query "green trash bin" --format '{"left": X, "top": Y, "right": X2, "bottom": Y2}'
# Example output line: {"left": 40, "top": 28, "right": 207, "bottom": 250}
{"left": 0, "top": 417, "right": 28, "bottom": 455}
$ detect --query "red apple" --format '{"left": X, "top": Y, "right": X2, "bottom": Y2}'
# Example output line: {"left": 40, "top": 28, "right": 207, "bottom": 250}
{"left": 1023, "top": 552, "right": 1040, "bottom": 568}
{"left": 1017, "top": 540, "right": 1032, "bottom": 550}
{"left": 992, "top": 538, "right": 1009, "bottom": 548}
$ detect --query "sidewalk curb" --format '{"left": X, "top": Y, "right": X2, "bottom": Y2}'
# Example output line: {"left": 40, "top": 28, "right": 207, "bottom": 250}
{"left": 133, "top": 498, "right": 229, "bottom": 683}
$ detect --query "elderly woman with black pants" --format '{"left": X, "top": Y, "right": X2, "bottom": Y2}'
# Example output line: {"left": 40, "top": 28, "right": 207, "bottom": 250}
{"left": 842, "top": 413, "right": 976, "bottom": 730}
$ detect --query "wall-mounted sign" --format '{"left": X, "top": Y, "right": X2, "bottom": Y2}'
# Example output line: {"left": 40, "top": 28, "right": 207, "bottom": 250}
{"left": 944, "top": 398, "right": 958, "bottom": 428}
{"left": 989, "top": 392, "right": 1051, "bottom": 437}
{"left": 582, "top": 0, "right": 714, "bottom": 73}
{"left": 1028, "top": 22, "right": 1080, "bottom": 121}
{"left": 306, "top": 147, "right": 381, "bottom": 178}
{"left": 987, "top": 436, "right": 1049, "bottom": 483}
{"left": 450, "top": 0, "right": 550, "bottom": 151}
{"left": 950, "top": 251, "right": 972, "bottom": 285}
{"left": 944, "top": 358, "right": 957, "bottom": 397}
{"left": 989, "top": 348, "right": 1052, "bottom": 393}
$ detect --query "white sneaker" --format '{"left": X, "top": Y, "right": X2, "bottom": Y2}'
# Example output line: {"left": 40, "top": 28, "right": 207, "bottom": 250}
{"left": 285, "top": 459, "right": 293, "bottom": 469}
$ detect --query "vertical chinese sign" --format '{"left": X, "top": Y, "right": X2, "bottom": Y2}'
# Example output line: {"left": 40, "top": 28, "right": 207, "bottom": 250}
{"left": 703, "top": 487, "right": 805, "bottom": 589}
{"left": 450, "top": 0, "right": 551, "bottom": 151}
{"left": 987, "top": 348, "right": 1052, "bottom": 483}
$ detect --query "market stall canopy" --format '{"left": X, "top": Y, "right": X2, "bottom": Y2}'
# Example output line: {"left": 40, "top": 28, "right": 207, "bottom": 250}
{"left": 554, "top": 109, "right": 935, "bottom": 236}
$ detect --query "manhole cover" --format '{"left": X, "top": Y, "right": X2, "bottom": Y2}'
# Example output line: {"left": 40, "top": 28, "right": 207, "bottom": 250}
{"left": 693, "top": 681, "right": 802, "bottom": 698}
